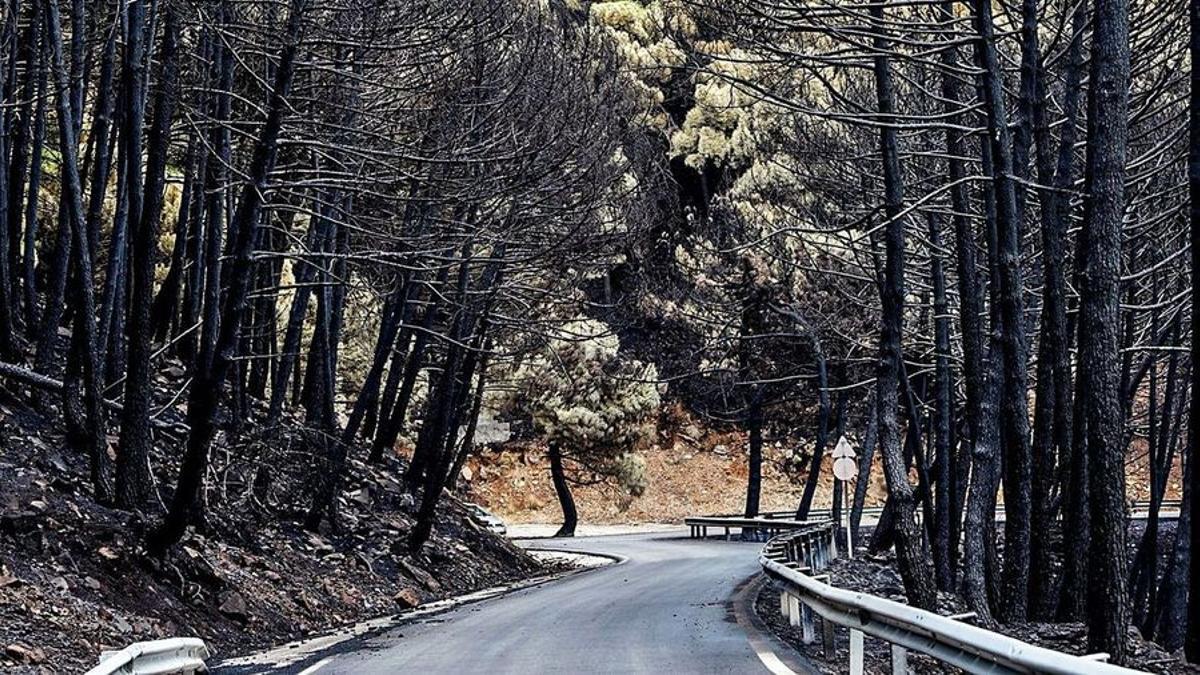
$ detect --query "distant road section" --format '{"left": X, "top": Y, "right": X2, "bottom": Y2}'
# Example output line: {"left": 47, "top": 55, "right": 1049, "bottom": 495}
{"left": 506, "top": 522, "right": 679, "bottom": 538}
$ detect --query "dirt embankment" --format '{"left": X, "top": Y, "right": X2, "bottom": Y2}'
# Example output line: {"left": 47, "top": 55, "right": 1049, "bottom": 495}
{"left": 463, "top": 405, "right": 891, "bottom": 525}
{"left": 0, "top": 396, "right": 541, "bottom": 672}
{"left": 463, "top": 403, "right": 1180, "bottom": 528}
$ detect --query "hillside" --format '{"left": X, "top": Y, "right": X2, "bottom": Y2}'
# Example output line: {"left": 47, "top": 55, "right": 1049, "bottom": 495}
{"left": 0, "top": 393, "right": 540, "bottom": 671}
{"left": 464, "top": 406, "right": 889, "bottom": 525}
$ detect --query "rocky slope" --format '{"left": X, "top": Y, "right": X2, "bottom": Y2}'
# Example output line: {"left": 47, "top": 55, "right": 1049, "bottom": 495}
{"left": 0, "top": 393, "right": 541, "bottom": 672}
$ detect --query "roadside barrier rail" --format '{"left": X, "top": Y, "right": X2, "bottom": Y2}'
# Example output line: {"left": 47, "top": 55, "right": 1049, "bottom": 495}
{"left": 84, "top": 638, "right": 209, "bottom": 675}
{"left": 761, "top": 524, "right": 1145, "bottom": 674}
{"left": 684, "top": 515, "right": 820, "bottom": 541}
{"left": 724, "top": 498, "right": 1178, "bottom": 525}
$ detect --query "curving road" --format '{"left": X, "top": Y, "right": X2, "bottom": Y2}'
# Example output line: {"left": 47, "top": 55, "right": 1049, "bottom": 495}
{"left": 255, "top": 532, "right": 808, "bottom": 674}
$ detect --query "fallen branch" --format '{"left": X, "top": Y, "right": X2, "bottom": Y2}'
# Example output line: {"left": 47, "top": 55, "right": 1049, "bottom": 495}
{"left": 0, "top": 361, "right": 189, "bottom": 437}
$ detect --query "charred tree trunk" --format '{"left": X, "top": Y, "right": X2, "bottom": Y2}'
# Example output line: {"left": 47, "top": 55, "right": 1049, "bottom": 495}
{"left": 21, "top": 39, "right": 47, "bottom": 332}
{"left": 446, "top": 335, "right": 491, "bottom": 490}
{"left": 267, "top": 196, "right": 330, "bottom": 424}
{"left": 868, "top": 0, "right": 935, "bottom": 611}
{"left": 937, "top": 0, "right": 981, "bottom": 569}
{"left": 1031, "top": 0, "right": 1087, "bottom": 619}
{"left": 549, "top": 442, "right": 577, "bottom": 538}
{"left": 973, "top": 0, "right": 1033, "bottom": 621}
{"left": 960, "top": 74, "right": 1008, "bottom": 624}
{"left": 1078, "top": 0, "right": 1133, "bottom": 653}
{"left": 371, "top": 278, "right": 443, "bottom": 464}
{"left": 341, "top": 279, "right": 406, "bottom": 443}
{"left": 0, "top": 43, "right": 11, "bottom": 359}
{"left": 35, "top": 20, "right": 117, "bottom": 380}
{"left": 796, "top": 332, "right": 830, "bottom": 519}
{"left": 1161, "top": 430, "right": 1193, "bottom": 652}
{"left": 8, "top": 0, "right": 42, "bottom": 331}
{"left": 851, "top": 392, "right": 878, "bottom": 545}
{"left": 117, "top": 7, "right": 179, "bottom": 510}
{"left": 44, "top": 0, "right": 112, "bottom": 504}
{"left": 744, "top": 386, "right": 763, "bottom": 519}
{"left": 930, "top": 213, "right": 954, "bottom": 591}
{"left": 1130, "top": 286, "right": 1180, "bottom": 632}
{"left": 1184, "top": 0, "right": 1200, "bottom": 657}
{"left": 150, "top": 137, "right": 198, "bottom": 343}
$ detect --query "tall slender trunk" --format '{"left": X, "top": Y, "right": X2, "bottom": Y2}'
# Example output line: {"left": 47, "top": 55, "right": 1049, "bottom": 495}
{"left": 267, "top": 188, "right": 332, "bottom": 423}
{"left": 407, "top": 239, "right": 503, "bottom": 551}
{"left": 407, "top": 342, "right": 469, "bottom": 546}
{"left": 1183, "top": 0, "right": 1200, "bottom": 657}
{"left": 744, "top": 387, "right": 763, "bottom": 519}
{"left": 549, "top": 443, "right": 577, "bottom": 538}
{"left": 1033, "top": 0, "right": 1088, "bottom": 619}
{"left": 44, "top": 0, "right": 111, "bottom": 503}
{"left": 1078, "top": 0, "right": 1132, "bottom": 654}
{"left": 446, "top": 336, "right": 491, "bottom": 490}
{"left": 938, "top": 0, "right": 981, "bottom": 568}
{"left": 341, "top": 278, "right": 406, "bottom": 443}
{"left": 960, "top": 71, "right": 1008, "bottom": 624}
{"left": 117, "top": 7, "right": 179, "bottom": 510}
{"left": 150, "top": 137, "right": 198, "bottom": 342}
{"left": 371, "top": 276, "right": 444, "bottom": 464}
{"left": 8, "top": 0, "right": 42, "bottom": 328}
{"left": 868, "top": 0, "right": 935, "bottom": 611}
{"left": 22, "top": 38, "right": 47, "bottom": 331}
{"left": 34, "top": 10, "right": 115, "bottom": 384}
{"left": 972, "top": 0, "right": 1033, "bottom": 622}
{"left": 850, "top": 392, "right": 878, "bottom": 544}
{"left": 1161, "top": 423, "right": 1193, "bottom": 652}
{"left": 930, "top": 214, "right": 953, "bottom": 591}
{"left": 0, "top": 8, "right": 17, "bottom": 359}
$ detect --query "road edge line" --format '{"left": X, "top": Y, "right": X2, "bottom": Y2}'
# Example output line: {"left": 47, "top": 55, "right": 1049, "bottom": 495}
{"left": 212, "top": 552, "right": 616, "bottom": 673}
{"left": 731, "top": 573, "right": 816, "bottom": 675}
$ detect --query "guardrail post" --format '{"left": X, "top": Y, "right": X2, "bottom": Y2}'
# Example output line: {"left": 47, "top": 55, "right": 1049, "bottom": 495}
{"left": 849, "top": 628, "right": 864, "bottom": 675}
{"left": 891, "top": 644, "right": 908, "bottom": 674}
{"left": 822, "top": 616, "right": 836, "bottom": 659}
{"left": 801, "top": 604, "right": 815, "bottom": 644}
{"left": 788, "top": 594, "right": 803, "bottom": 629}
{"left": 780, "top": 590, "right": 791, "bottom": 619}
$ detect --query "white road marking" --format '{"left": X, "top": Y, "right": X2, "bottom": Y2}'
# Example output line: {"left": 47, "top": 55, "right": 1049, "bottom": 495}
{"left": 296, "top": 656, "right": 333, "bottom": 675}
{"left": 753, "top": 647, "right": 798, "bottom": 675}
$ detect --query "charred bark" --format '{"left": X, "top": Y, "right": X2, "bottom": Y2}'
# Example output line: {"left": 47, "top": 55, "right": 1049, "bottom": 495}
{"left": 1078, "top": 0, "right": 1133, "bottom": 653}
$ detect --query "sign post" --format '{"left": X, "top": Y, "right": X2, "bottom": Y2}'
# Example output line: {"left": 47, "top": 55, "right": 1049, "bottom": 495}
{"left": 831, "top": 435, "right": 858, "bottom": 559}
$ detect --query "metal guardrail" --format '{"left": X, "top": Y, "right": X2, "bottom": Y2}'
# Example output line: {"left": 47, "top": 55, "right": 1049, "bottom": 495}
{"left": 761, "top": 524, "right": 1146, "bottom": 674}
{"left": 739, "top": 507, "right": 884, "bottom": 521}
{"left": 84, "top": 638, "right": 210, "bottom": 675}
{"left": 684, "top": 515, "right": 821, "bottom": 541}
{"left": 732, "top": 498, "right": 1180, "bottom": 524}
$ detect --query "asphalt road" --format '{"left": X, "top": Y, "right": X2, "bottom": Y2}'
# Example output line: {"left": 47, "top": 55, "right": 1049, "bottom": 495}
{"left": 295, "top": 532, "right": 797, "bottom": 674}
